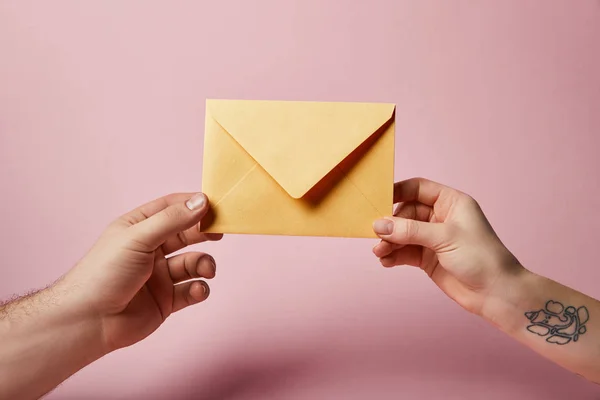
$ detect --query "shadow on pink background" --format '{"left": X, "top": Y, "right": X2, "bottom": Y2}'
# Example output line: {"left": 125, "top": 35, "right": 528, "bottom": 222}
{"left": 1, "top": 1, "right": 600, "bottom": 399}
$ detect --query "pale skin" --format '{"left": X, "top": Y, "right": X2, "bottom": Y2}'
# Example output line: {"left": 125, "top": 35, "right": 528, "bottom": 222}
{"left": 0, "top": 178, "right": 598, "bottom": 399}
{"left": 372, "top": 178, "right": 600, "bottom": 382}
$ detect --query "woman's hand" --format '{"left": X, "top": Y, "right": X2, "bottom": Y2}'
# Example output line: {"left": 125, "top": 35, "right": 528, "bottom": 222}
{"left": 372, "top": 178, "right": 523, "bottom": 316}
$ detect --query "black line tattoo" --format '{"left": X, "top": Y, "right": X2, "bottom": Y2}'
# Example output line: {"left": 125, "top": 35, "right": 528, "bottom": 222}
{"left": 524, "top": 300, "right": 589, "bottom": 345}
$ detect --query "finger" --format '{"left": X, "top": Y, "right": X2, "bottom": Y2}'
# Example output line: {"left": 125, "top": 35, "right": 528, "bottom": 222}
{"left": 161, "top": 228, "right": 222, "bottom": 256}
{"left": 394, "top": 201, "right": 433, "bottom": 221}
{"left": 373, "top": 217, "right": 448, "bottom": 250}
{"left": 172, "top": 280, "right": 210, "bottom": 313}
{"left": 127, "top": 193, "right": 210, "bottom": 252}
{"left": 115, "top": 192, "right": 222, "bottom": 254}
{"left": 373, "top": 240, "right": 404, "bottom": 258}
{"left": 119, "top": 193, "right": 197, "bottom": 226}
{"left": 380, "top": 246, "right": 422, "bottom": 268}
{"left": 394, "top": 178, "right": 450, "bottom": 206}
{"left": 167, "top": 252, "right": 216, "bottom": 283}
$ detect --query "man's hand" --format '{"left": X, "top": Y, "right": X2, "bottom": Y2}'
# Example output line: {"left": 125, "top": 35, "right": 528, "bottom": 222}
{"left": 372, "top": 177, "right": 523, "bottom": 316}
{"left": 0, "top": 192, "right": 222, "bottom": 399}
{"left": 61, "top": 192, "right": 223, "bottom": 352}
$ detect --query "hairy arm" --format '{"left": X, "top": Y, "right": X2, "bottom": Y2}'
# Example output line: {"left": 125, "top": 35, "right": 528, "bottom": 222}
{"left": 0, "top": 192, "right": 219, "bottom": 399}
{"left": 483, "top": 269, "right": 600, "bottom": 382}
{"left": 0, "top": 282, "right": 106, "bottom": 400}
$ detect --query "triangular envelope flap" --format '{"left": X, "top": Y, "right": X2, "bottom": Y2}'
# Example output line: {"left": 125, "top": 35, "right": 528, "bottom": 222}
{"left": 207, "top": 99, "right": 395, "bottom": 199}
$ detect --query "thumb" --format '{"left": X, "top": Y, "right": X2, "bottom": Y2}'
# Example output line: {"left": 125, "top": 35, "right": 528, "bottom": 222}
{"left": 128, "top": 193, "right": 209, "bottom": 251}
{"left": 373, "top": 217, "right": 448, "bottom": 250}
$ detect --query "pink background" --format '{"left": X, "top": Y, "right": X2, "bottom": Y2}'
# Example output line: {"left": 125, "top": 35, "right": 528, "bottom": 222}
{"left": 1, "top": 1, "right": 600, "bottom": 399}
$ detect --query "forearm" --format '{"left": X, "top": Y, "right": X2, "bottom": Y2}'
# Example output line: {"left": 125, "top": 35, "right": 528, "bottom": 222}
{"left": 0, "top": 283, "right": 106, "bottom": 399}
{"left": 482, "top": 268, "right": 600, "bottom": 383}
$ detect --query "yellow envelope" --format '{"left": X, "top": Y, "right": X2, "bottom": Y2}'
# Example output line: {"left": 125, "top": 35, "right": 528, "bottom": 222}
{"left": 201, "top": 99, "right": 395, "bottom": 238}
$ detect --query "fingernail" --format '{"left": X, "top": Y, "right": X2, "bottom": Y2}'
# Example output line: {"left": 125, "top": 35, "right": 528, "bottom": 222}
{"left": 186, "top": 193, "right": 206, "bottom": 211}
{"left": 200, "top": 281, "right": 210, "bottom": 297}
{"left": 373, "top": 219, "right": 394, "bottom": 235}
{"left": 199, "top": 255, "right": 216, "bottom": 277}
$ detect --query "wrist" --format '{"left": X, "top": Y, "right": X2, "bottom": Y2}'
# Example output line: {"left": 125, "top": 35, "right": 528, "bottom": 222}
{"left": 2, "top": 281, "right": 107, "bottom": 361}
{"left": 1, "top": 281, "right": 107, "bottom": 357}
{"left": 480, "top": 266, "right": 542, "bottom": 336}
{"left": 50, "top": 278, "right": 109, "bottom": 358}
{"left": 0, "top": 282, "right": 107, "bottom": 399}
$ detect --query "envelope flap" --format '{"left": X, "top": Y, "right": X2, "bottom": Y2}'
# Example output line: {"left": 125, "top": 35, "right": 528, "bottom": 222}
{"left": 207, "top": 99, "right": 395, "bottom": 199}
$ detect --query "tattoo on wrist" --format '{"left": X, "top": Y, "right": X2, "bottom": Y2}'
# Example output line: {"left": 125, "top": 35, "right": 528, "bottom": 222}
{"left": 524, "top": 300, "right": 589, "bottom": 345}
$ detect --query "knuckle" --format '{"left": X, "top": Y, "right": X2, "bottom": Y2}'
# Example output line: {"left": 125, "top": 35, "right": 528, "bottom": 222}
{"left": 401, "top": 219, "right": 420, "bottom": 241}
{"left": 176, "top": 230, "right": 189, "bottom": 247}
{"left": 463, "top": 194, "right": 480, "bottom": 209}
{"left": 164, "top": 193, "right": 183, "bottom": 204}
{"left": 183, "top": 253, "right": 197, "bottom": 277}
{"left": 380, "top": 257, "right": 394, "bottom": 268}
{"left": 164, "top": 205, "right": 187, "bottom": 221}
